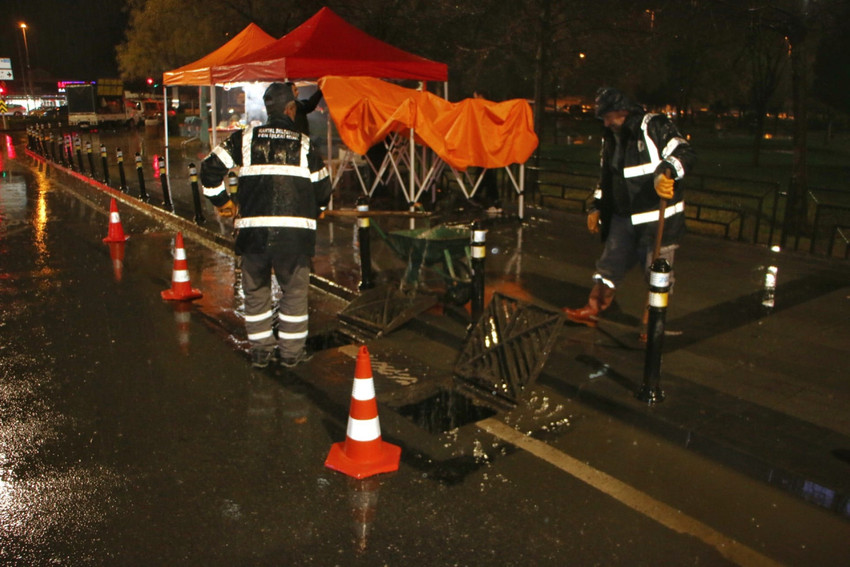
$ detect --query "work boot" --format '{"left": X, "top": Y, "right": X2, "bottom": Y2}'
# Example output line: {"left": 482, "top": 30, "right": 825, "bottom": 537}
{"left": 251, "top": 348, "right": 274, "bottom": 369}
{"left": 563, "top": 281, "right": 615, "bottom": 327}
{"left": 280, "top": 347, "right": 314, "bottom": 368}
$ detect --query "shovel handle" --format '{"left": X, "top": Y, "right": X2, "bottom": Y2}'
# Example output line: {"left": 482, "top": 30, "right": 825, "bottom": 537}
{"left": 651, "top": 168, "right": 672, "bottom": 262}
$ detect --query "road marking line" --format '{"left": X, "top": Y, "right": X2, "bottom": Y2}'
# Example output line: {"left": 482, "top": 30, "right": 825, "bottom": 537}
{"left": 478, "top": 418, "right": 784, "bottom": 567}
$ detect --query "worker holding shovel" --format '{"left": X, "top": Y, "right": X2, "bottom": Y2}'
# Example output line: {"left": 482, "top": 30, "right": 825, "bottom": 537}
{"left": 563, "top": 87, "right": 696, "bottom": 339}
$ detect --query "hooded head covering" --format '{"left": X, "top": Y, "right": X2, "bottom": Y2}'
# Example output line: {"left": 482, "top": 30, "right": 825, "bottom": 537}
{"left": 263, "top": 82, "right": 295, "bottom": 120}
{"left": 594, "top": 87, "right": 639, "bottom": 119}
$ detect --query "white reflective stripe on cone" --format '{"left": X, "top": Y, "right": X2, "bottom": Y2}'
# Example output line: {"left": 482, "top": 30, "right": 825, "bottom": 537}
{"left": 351, "top": 378, "right": 376, "bottom": 401}
{"left": 110, "top": 212, "right": 120, "bottom": 223}
{"left": 347, "top": 416, "right": 381, "bottom": 442}
{"left": 174, "top": 248, "right": 186, "bottom": 260}
{"left": 172, "top": 270, "right": 190, "bottom": 283}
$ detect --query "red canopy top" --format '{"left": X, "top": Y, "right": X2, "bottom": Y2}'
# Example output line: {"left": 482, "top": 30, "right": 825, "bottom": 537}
{"left": 210, "top": 8, "right": 448, "bottom": 84}
{"left": 163, "top": 23, "right": 276, "bottom": 86}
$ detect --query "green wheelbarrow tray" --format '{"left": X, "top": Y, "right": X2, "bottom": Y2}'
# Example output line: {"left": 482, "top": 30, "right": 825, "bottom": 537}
{"left": 387, "top": 225, "right": 470, "bottom": 264}
{"left": 372, "top": 222, "right": 473, "bottom": 301}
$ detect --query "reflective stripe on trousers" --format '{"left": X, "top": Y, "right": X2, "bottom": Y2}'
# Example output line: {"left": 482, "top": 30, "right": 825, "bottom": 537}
{"left": 240, "top": 253, "right": 310, "bottom": 357}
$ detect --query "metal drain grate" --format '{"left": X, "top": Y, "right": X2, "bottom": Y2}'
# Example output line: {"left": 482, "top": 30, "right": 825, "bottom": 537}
{"left": 338, "top": 284, "right": 438, "bottom": 338}
{"left": 454, "top": 293, "right": 564, "bottom": 404}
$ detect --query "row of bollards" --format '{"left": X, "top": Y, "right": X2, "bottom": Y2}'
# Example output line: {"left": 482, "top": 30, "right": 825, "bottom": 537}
{"left": 25, "top": 123, "right": 210, "bottom": 225}
{"left": 638, "top": 245, "right": 767, "bottom": 404}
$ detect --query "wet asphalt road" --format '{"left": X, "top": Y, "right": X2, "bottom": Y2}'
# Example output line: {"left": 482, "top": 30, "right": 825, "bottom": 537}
{"left": 1, "top": 131, "right": 849, "bottom": 566}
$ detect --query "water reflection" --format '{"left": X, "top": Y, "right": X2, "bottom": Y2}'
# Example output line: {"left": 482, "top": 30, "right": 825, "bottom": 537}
{"left": 347, "top": 477, "right": 382, "bottom": 554}
{"left": 33, "top": 166, "right": 51, "bottom": 270}
{"left": 107, "top": 242, "right": 126, "bottom": 282}
{"left": 171, "top": 301, "right": 193, "bottom": 355}
{"left": 4, "top": 134, "right": 16, "bottom": 160}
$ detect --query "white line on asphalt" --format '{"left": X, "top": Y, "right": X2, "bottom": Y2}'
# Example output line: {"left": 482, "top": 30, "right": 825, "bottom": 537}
{"left": 477, "top": 418, "right": 785, "bottom": 567}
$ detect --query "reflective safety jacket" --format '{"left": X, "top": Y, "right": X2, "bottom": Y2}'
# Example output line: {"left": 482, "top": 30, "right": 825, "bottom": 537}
{"left": 593, "top": 110, "right": 696, "bottom": 246}
{"left": 200, "top": 115, "right": 331, "bottom": 256}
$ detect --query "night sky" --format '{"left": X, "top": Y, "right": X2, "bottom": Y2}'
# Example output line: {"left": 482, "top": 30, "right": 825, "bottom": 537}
{"left": 1, "top": 0, "right": 127, "bottom": 86}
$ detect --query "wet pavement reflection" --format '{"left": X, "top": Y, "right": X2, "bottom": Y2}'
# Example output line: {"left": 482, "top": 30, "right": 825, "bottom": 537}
{"left": 2, "top": 128, "right": 850, "bottom": 565}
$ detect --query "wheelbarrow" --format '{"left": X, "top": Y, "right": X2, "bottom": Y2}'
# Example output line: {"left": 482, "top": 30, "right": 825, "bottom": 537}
{"left": 371, "top": 221, "right": 473, "bottom": 304}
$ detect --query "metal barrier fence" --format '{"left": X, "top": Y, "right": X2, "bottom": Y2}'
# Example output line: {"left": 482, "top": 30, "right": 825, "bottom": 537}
{"left": 529, "top": 157, "right": 849, "bottom": 260}
{"left": 808, "top": 188, "right": 850, "bottom": 257}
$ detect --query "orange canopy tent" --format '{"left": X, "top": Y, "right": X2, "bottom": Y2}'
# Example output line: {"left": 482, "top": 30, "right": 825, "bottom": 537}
{"left": 210, "top": 8, "right": 447, "bottom": 84}
{"left": 320, "top": 76, "right": 537, "bottom": 171}
{"left": 161, "top": 23, "right": 277, "bottom": 165}
{"left": 320, "top": 76, "right": 538, "bottom": 215}
{"left": 163, "top": 23, "right": 276, "bottom": 86}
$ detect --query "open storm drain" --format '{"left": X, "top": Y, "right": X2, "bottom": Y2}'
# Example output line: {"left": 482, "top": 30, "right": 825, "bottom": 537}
{"left": 396, "top": 388, "right": 498, "bottom": 435}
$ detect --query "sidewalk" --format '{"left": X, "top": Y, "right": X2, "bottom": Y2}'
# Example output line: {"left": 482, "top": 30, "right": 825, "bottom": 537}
{"left": 486, "top": 205, "right": 850, "bottom": 518}
{"left": 18, "top": 137, "right": 850, "bottom": 521}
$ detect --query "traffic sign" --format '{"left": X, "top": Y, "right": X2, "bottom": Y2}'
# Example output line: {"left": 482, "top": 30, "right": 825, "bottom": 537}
{"left": 0, "top": 58, "right": 13, "bottom": 80}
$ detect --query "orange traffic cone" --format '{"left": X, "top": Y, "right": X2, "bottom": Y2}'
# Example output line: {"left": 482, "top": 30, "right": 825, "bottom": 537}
{"left": 325, "top": 345, "right": 401, "bottom": 478}
{"left": 107, "top": 242, "right": 125, "bottom": 282}
{"left": 161, "top": 232, "right": 203, "bottom": 301}
{"left": 103, "top": 197, "right": 129, "bottom": 243}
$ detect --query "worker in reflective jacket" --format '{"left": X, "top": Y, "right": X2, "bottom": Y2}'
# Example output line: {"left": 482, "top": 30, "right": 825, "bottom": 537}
{"left": 563, "top": 87, "right": 696, "bottom": 334}
{"left": 200, "top": 82, "right": 332, "bottom": 368}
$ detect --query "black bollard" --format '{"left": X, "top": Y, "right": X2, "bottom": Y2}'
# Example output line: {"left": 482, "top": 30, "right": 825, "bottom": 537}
{"left": 55, "top": 133, "right": 64, "bottom": 166}
{"left": 75, "top": 135, "right": 85, "bottom": 173}
{"left": 58, "top": 134, "right": 68, "bottom": 167}
{"left": 64, "top": 135, "right": 74, "bottom": 169}
{"left": 158, "top": 156, "right": 173, "bottom": 211}
{"left": 356, "top": 197, "right": 375, "bottom": 290}
{"left": 49, "top": 132, "right": 58, "bottom": 163}
{"left": 100, "top": 144, "right": 110, "bottom": 185}
{"left": 40, "top": 126, "right": 48, "bottom": 157}
{"left": 86, "top": 141, "right": 95, "bottom": 176}
{"left": 116, "top": 148, "right": 128, "bottom": 192}
{"left": 470, "top": 220, "right": 487, "bottom": 323}
{"left": 637, "top": 258, "right": 671, "bottom": 404}
{"left": 135, "top": 152, "right": 149, "bottom": 202}
{"left": 188, "top": 163, "right": 205, "bottom": 225}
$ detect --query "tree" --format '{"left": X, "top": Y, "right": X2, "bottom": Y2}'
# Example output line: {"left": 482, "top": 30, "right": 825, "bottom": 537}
{"left": 116, "top": 0, "right": 324, "bottom": 82}
{"left": 741, "top": 9, "right": 789, "bottom": 166}
{"left": 810, "top": 2, "right": 850, "bottom": 140}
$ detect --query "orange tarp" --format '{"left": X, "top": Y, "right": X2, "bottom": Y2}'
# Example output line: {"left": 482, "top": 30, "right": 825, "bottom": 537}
{"left": 163, "top": 23, "right": 276, "bottom": 86}
{"left": 319, "top": 76, "right": 538, "bottom": 171}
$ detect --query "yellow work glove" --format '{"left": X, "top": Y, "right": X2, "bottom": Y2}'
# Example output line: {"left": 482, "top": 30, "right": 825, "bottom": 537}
{"left": 216, "top": 200, "right": 238, "bottom": 218}
{"left": 587, "top": 209, "right": 601, "bottom": 234}
{"left": 654, "top": 173, "right": 675, "bottom": 200}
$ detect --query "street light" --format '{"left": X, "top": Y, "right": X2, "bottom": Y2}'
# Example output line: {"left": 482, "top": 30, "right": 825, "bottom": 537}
{"left": 19, "top": 22, "right": 31, "bottom": 101}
